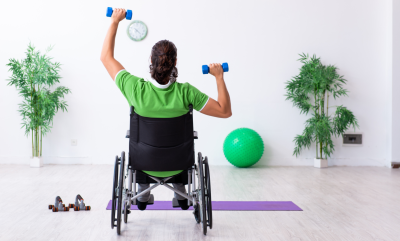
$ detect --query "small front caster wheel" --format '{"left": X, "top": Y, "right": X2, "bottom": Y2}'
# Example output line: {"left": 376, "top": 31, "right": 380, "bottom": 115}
{"left": 193, "top": 204, "right": 201, "bottom": 223}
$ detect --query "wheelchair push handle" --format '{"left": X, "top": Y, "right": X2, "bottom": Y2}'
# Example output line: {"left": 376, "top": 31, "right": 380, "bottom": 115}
{"left": 106, "top": 7, "right": 133, "bottom": 20}
{"left": 202, "top": 63, "right": 229, "bottom": 75}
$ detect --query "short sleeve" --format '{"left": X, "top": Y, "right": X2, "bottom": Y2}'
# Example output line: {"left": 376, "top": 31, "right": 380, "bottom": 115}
{"left": 115, "top": 70, "right": 142, "bottom": 106}
{"left": 187, "top": 84, "right": 209, "bottom": 111}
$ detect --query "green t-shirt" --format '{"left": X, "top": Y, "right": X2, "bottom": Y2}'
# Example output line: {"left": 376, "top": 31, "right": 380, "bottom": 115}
{"left": 115, "top": 70, "right": 209, "bottom": 177}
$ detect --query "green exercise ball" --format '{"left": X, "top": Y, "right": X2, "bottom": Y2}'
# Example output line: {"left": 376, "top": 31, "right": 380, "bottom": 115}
{"left": 223, "top": 128, "right": 264, "bottom": 168}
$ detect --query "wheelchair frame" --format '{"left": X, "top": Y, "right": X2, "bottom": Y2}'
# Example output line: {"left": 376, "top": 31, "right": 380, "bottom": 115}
{"left": 111, "top": 106, "right": 212, "bottom": 236}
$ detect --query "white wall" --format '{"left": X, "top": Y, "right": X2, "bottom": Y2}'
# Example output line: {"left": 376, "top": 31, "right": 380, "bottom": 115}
{"left": 392, "top": 0, "right": 400, "bottom": 164}
{"left": 0, "top": 0, "right": 394, "bottom": 166}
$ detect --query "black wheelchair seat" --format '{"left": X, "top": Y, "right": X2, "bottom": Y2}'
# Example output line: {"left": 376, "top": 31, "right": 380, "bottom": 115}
{"left": 128, "top": 105, "right": 195, "bottom": 171}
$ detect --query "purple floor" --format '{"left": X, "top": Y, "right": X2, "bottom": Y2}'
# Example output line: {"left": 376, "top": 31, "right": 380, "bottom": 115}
{"left": 106, "top": 200, "right": 302, "bottom": 211}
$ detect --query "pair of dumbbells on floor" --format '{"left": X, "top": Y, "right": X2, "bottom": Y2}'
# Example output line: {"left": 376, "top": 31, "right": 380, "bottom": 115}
{"left": 48, "top": 195, "right": 91, "bottom": 212}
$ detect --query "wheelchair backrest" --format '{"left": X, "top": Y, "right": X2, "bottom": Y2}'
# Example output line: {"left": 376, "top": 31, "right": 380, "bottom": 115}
{"left": 128, "top": 105, "right": 195, "bottom": 171}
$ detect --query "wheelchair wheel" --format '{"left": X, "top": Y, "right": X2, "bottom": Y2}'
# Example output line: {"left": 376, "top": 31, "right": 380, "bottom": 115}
{"left": 204, "top": 157, "right": 213, "bottom": 229}
{"left": 111, "top": 156, "right": 119, "bottom": 230}
{"left": 116, "top": 152, "right": 126, "bottom": 235}
{"left": 198, "top": 152, "right": 207, "bottom": 235}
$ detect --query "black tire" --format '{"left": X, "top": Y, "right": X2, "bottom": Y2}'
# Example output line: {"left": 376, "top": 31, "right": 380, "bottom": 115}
{"left": 116, "top": 152, "right": 126, "bottom": 235}
{"left": 198, "top": 152, "right": 207, "bottom": 235}
{"left": 111, "top": 156, "right": 119, "bottom": 230}
{"left": 204, "top": 157, "right": 213, "bottom": 229}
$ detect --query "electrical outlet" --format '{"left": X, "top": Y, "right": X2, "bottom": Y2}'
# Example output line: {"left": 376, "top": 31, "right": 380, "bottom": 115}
{"left": 343, "top": 134, "right": 362, "bottom": 146}
{"left": 71, "top": 139, "right": 77, "bottom": 146}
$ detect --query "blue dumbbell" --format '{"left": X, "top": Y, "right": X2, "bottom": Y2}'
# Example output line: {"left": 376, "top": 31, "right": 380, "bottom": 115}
{"left": 106, "top": 7, "right": 132, "bottom": 20}
{"left": 202, "top": 63, "right": 229, "bottom": 74}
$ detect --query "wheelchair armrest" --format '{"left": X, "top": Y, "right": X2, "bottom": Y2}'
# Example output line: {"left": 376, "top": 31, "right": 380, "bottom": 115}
{"left": 126, "top": 130, "right": 130, "bottom": 138}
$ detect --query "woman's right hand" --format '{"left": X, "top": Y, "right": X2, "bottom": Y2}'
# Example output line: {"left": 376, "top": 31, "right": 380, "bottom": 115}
{"left": 208, "top": 63, "right": 224, "bottom": 79}
{"left": 111, "top": 8, "right": 126, "bottom": 24}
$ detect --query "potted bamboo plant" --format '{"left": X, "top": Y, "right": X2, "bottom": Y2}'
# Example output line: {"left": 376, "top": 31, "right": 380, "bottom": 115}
{"left": 7, "top": 44, "right": 70, "bottom": 167}
{"left": 285, "top": 54, "right": 358, "bottom": 168}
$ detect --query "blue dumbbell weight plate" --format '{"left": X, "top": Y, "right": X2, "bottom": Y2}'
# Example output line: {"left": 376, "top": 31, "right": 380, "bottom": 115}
{"left": 106, "top": 7, "right": 113, "bottom": 17}
{"left": 222, "top": 63, "right": 229, "bottom": 72}
{"left": 202, "top": 65, "right": 209, "bottom": 74}
{"left": 126, "top": 10, "right": 132, "bottom": 20}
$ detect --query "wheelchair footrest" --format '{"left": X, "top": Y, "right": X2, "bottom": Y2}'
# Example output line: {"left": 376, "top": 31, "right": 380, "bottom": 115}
{"left": 172, "top": 196, "right": 193, "bottom": 208}
{"left": 172, "top": 198, "right": 179, "bottom": 208}
{"left": 148, "top": 194, "right": 154, "bottom": 204}
{"left": 131, "top": 194, "right": 154, "bottom": 205}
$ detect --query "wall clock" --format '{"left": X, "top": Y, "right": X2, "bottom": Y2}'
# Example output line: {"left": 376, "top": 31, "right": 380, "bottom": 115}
{"left": 127, "top": 20, "right": 148, "bottom": 41}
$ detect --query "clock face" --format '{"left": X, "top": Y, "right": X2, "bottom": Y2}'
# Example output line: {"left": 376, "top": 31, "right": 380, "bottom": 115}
{"left": 127, "top": 20, "right": 148, "bottom": 41}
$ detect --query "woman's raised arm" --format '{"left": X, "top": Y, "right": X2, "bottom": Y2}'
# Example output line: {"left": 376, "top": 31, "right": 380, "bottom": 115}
{"left": 200, "top": 63, "right": 232, "bottom": 118}
{"left": 100, "top": 8, "right": 126, "bottom": 81}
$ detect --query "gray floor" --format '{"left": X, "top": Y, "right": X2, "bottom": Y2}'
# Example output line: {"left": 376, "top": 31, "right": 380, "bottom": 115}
{"left": 0, "top": 165, "right": 399, "bottom": 241}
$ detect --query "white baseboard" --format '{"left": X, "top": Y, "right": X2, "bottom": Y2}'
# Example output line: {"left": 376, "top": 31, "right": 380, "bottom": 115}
{"left": 0, "top": 156, "right": 390, "bottom": 167}
{"left": 255, "top": 157, "right": 388, "bottom": 167}
{"left": 0, "top": 156, "right": 30, "bottom": 165}
{"left": 43, "top": 156, "right": 92, "bottom": 165}
{"left": 0, "top": 156, "right": 91, "bottom": 165}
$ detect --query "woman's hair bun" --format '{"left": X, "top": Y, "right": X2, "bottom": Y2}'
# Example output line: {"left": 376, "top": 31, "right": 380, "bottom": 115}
{"left": 149, "top": 40, "right": 178, "bottom": 85}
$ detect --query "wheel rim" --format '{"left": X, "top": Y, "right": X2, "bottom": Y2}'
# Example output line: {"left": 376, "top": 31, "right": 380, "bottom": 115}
{"left": 198, "top": 153, "right": 207, "bottom": 235}
{"left": 111, "top": 156, "right": 119, "bottom": 229}
{"left": 205, "top": 157, "right": 212, "bottom": 229}
{"left": 117, "top": 152, "right": 125, "bottom": 235}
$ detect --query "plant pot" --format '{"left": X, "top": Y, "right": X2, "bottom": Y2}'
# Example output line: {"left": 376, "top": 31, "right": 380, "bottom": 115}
{"left": 314, "top": 158, "right": 328, "bottom": 168}
{"left": 30, "top": 157, "right": 43, "bottom": 168}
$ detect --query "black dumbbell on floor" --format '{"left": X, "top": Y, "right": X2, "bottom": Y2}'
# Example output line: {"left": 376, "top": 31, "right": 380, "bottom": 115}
{"left": 48, "top": 196, "right": 69, "bottom": 212}
{"left": 69, "top": 194, "right": 91, "bottom": 211}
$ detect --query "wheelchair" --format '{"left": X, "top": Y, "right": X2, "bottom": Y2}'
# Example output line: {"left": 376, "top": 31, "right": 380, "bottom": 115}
{"left": 111, "top": 105, "right": 212, "bottom": 235}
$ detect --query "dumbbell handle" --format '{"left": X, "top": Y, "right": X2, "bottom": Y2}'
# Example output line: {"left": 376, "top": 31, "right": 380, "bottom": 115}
{"left": 202, "top": 63, "right": 229, "bottom": 74}
{"left": 106, "top": 7, "right": 132, "bottom": 20}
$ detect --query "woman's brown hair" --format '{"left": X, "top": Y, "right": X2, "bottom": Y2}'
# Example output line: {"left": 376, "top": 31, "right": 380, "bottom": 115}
{"left": 149, "top": 40, "right": 178, "bottom": 85}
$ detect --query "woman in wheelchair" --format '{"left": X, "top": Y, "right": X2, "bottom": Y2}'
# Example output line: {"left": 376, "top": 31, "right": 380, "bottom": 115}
{"left": 101, "top": 9, "right": 231, "bottom": 235}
